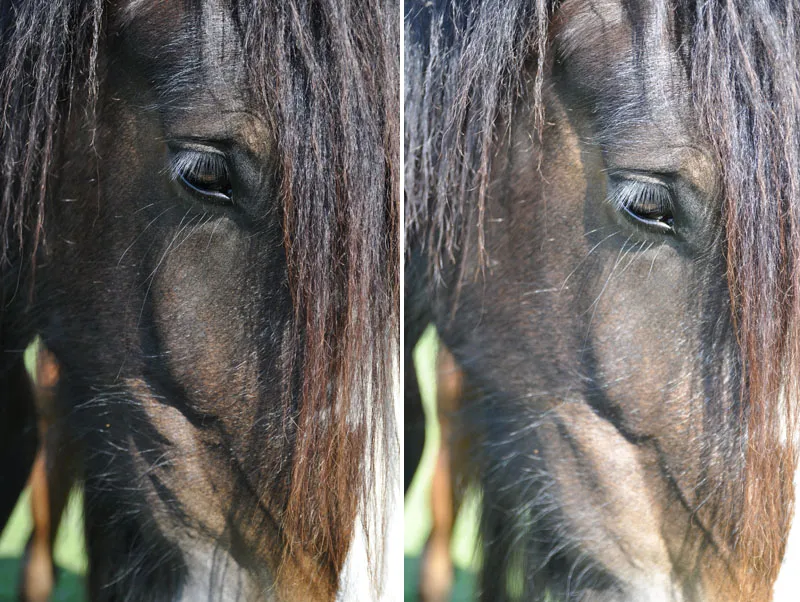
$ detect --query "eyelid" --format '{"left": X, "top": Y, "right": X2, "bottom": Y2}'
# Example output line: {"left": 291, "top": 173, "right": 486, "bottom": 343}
{"left": 606, "top": 176, "right": 673, "bottom": 212}
{"left": 167, "top": 148, "right": 229, "bottom": 183}
{"left": 606, "top": 174, "right": 676, "bottom": 234}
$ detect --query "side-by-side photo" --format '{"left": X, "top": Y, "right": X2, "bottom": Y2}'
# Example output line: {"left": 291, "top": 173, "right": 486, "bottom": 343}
{"left": 404, "top": 1, "right": 800, "bottom": 601}
{"left": 0, "top": 1, "right": 399, "bottom": 601}
{"left": 5, "top": 0, "right": 800, "bottom": 601}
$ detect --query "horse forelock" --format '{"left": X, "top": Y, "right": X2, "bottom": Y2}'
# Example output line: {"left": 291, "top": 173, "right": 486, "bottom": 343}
{"left": 689, "top": 1, "right": 800, "bottom": 594}
{"left": 0, "top": 0, "right": 103, "bottom": 272}
{"left": 0, "top": 0, "right": 398, "bottom": 591}
{"left": 406, "top": 0, "right": 800, "bottom": 597}
{"left": 229, "top": 0, "right": 399, "bottom": 583}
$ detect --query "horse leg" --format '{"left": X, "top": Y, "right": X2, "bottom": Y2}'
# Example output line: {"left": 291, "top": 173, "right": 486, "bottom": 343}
{"left": 19, "top": 347, "right": 71, "bottom": 602}
{"left": 20, "top": 446, "right": 53, "bottom": 602}
{"left": 0, "top": 349, "right": 38, "bottom": 533}
{"left": 419, "top": 346, "right": 466, "bottom": 602}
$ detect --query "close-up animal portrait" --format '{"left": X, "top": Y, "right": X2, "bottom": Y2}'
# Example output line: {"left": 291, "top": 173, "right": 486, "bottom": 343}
{"left": 405, "top": 0, "right": 800, "bottom": 601}
{"left": 0, "top": 1, "right": 400, "bottom": 601}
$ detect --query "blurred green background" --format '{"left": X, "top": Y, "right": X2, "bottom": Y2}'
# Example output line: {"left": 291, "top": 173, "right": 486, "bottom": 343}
{"left": 3, "top": 328, "right": 483, "bottom": 602}
{"left": 0, "top": 343, "right": 87, "bottom": 601}
{"left": 0, "top": 491, "right": 86, "bottom": 601}
{"left": 404, "top": 327, "right": 480, "bottom": 601}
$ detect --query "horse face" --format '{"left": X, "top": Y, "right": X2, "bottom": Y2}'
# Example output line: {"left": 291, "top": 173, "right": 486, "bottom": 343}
{"left": 439, "top": 1, "right": 746, "bottom": 599}
{"left": 42, "top": 3, "right": 332, "bottom": 600}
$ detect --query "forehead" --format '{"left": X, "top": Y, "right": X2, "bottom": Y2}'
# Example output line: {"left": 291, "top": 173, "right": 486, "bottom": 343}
{"left": 113, "top": 1, "right": 241, "bottom": 113}
{"left": 112, "top": 0, "right": 272, "bottom": 149}
{"left": 554, "top": 0, "right": 694, "bottom": 155}
{"left": 556, "top": 0, "right": 631, "bottom": 64}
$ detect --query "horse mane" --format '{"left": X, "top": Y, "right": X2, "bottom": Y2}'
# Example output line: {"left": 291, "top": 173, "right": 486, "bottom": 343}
{"left": 233, "top": 0, "right": 399, "bottom": 584}
{"left": 234, "top": 0, "right": 399, "bottom": 584}
{"left": 1, "top": 0, "right": 398, "bottom": 587}
{"left": 406, "top": 0, "right": 800, "bottom": 596}
{"left": 0, "top": 0, "right": 102, "bottom": 272}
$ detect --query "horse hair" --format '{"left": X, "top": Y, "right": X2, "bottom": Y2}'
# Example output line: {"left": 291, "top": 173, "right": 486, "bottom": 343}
{"left": 1, "top": 0, "right": 398, "bottom": 584}
{"left": 405, "top": 0, "right": 800, "bottom": 598}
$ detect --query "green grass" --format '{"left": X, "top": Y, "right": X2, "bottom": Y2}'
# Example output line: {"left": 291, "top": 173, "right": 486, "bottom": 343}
{"left": 404, "top": 327, "right": 480, "bottom": 601}
{"left": 404, "top": 555, "right": 476, "bottom": 602}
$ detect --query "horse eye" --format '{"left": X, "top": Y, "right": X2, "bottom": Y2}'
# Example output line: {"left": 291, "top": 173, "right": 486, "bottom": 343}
{"left": 170, "top": 149, "right": 234, "bottom": 204}
{"left": 609, "top": 177, "right": 674, "bottom": 233}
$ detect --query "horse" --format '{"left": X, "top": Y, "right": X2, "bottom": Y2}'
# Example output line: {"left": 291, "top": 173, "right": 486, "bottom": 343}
{"left": 18, "top": 342, "right": 75, "bottom": 602}
{"left": 416, "top": 343, "right": 471, "bottom": 602}
{"left": 0, "top": 1, "right": 399, "bottom": 600}
{"left": 405, "top": 0, "right": 800, "bottom": 600}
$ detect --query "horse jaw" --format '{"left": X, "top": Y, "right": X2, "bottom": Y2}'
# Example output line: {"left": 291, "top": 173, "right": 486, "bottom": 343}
{"left": 176, "top": 540, "right": 265, "bottom": 602}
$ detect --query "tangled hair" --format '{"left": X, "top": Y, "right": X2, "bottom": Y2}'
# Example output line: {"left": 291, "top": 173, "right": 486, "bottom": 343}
{"left": 1, "top": 0, "right": 398, "bottom": 588}
{"left": 406, "top": 0, "right": 800, "bottom": 597}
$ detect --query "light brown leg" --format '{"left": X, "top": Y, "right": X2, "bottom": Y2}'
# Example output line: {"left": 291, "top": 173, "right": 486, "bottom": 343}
{"left": 19, "top": 346, "right": 70, "bottom": 602}
{"left": 419, "top": 346, "right": 466, "bottom": 602}
{"left": 21, "top": 448, "right": 54, "bottom": 602}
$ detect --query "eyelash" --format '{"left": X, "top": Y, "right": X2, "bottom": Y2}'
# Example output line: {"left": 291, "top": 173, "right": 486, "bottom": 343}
{"left": 607, "top": 178, "right": 675, "bottom": 233}
{"left": 168, "top": 149, "right": 233, "bottom": 203}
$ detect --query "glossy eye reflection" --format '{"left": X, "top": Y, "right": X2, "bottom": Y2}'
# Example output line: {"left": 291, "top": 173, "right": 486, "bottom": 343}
{"left": 169, "top": 148, "right": 233, "bottom": 204}
{"left": 608, "top": 176, "right": 675, "bottom": 233}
